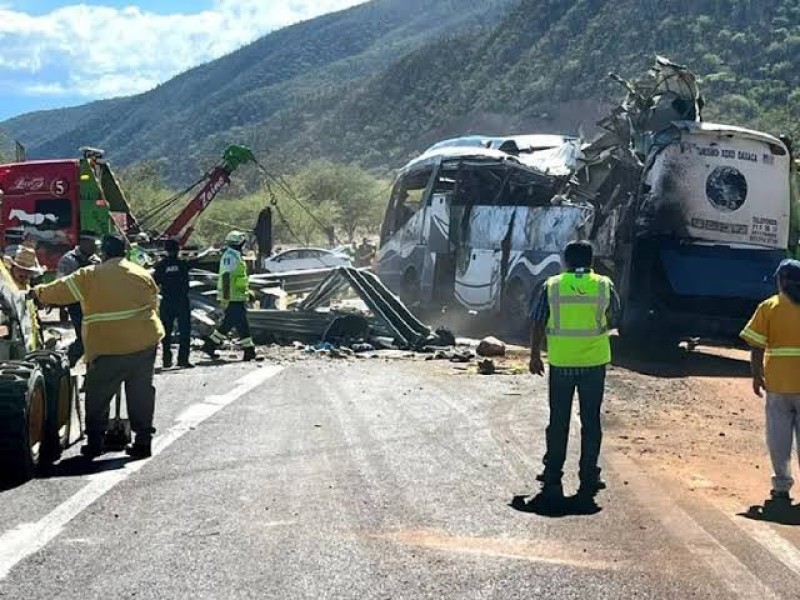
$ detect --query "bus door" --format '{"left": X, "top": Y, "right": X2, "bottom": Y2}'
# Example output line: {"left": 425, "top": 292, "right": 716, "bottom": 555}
{"left": 452, "top": 165, "right": 511, "bottom": 312}
{"left": 420, "top": 166, "right": 456, "bottom": 304}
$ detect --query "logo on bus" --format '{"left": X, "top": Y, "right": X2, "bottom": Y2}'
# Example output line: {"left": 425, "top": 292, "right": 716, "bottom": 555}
{"left": 706, "top": 166, "right": 747, "bottom": 212}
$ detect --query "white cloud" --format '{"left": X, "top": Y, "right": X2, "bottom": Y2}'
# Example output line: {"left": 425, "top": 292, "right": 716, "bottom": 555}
{"left": 0, "top": 0, "right": 365, "bottom": 100}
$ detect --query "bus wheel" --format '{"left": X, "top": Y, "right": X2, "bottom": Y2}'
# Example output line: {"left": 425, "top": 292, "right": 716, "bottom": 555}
{"left": 401, "top": 269, "right": 420, "bottom": 307}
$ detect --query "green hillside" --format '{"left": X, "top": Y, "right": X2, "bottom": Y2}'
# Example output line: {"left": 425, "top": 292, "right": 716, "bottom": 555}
{"left": 1, "top": 0, "right": 513, "bottom": 181}
{"left": 286, "top": 0, "right": 800, "bottom": 170}
{"left": 3, "top": 0, "right": 798, "bottom": 184}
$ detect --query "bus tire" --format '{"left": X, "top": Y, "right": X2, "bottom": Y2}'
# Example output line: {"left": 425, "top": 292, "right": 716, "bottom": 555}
{"left": 0, "top": 363, "right": 47, "bottom": 483}
{"left": 26, "top": 351, "right": 73, "bottom": 462}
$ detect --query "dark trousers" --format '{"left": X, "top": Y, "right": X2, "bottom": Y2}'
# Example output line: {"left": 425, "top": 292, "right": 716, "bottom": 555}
{"left": 85, "top": 346, "right": 157, "bottom": 445}
{"left": 160, "top": 297, "right": 191, "bottom": 363}
{"left": 542, "top": 366, "right": 606, "bottom": 485}
{"left": 66, "top": 303, "right": 84, "bottom": 365}
{"left": 218, "top": 301, "right": 251, "bottom": 340}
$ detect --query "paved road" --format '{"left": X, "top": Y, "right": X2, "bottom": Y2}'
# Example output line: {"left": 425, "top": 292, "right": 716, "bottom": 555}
{"left": 1, "top": 356, "right": 800, "bottom": 599}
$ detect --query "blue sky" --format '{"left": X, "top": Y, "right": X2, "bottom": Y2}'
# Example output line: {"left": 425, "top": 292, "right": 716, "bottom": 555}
{"left": 0, "top": 0, "right": 364, "bottom": 122}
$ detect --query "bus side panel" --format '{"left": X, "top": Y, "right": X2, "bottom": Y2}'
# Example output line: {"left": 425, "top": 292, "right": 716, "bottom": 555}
{"left": 376, "top": 207, "right": 428, "bottom": 299}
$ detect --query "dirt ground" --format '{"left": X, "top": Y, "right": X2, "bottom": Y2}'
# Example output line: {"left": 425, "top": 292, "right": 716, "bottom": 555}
{"left": 464, "top": 341, "right": 776, "bottom": 513}
{"left": 604, "top": 345, "right": 774, "bottom": 511}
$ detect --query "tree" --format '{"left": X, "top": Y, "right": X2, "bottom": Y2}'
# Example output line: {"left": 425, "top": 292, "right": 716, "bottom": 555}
{"left": 290, "top": 161, "right": 389, "bottom": 243}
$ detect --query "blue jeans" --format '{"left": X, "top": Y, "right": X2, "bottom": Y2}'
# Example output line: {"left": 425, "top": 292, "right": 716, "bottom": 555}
{"left": 542, "top": 365, "right": 606, "bottom": 486}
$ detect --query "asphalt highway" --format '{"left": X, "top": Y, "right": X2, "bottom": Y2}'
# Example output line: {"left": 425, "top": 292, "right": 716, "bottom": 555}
{"left": 1, "top": 356, "right": 799, "bottom": 599}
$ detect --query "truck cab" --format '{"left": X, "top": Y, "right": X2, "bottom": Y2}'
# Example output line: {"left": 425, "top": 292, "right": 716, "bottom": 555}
{"left": 0, "top": 148, "right": 134, "bottom": 276}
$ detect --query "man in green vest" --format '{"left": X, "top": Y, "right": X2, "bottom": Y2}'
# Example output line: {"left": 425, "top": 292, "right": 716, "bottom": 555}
{"left": 529, "top": 240, "right": 619, "bottom": 503}
{"left": 203, "top": 230, "right": 256, "bottom": 361}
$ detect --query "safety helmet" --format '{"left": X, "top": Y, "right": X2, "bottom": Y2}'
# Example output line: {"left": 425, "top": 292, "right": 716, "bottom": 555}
{"left": 225, "top": 230, "right": 247, "bottom": 245}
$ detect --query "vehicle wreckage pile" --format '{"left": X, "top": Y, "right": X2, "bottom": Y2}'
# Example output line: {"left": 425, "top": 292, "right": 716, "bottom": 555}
{"left": 187, "top": 265, "right": 455, "bottom": 352}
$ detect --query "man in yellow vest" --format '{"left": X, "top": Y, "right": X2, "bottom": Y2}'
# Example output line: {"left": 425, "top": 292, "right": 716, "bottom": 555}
{"left": 529, "top": 240, "right": 619, "bottom": 503}
{"left": 30, "top": 234, "right": 164, "bottom": 460}
{"left": 741, "top": 259, "right": 800, "bottom": 505}
{"left": 203, "top": 231, "right": 256, "bottom": 361}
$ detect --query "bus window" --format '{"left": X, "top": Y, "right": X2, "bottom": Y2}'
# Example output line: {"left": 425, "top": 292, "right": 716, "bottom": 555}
{"left": 391, "top": 168, "right": 433, "bottom": 234}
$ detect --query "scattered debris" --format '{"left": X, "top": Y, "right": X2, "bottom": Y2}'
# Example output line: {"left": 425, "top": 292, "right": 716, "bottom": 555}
{"left": 477, "top": 336, "right": 506, "bottom": 358}
{"left": 477, "top": 359, "right": 496, "bottom": 376}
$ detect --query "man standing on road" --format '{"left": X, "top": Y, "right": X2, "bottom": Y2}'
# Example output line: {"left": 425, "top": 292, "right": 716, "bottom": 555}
{"left": 741, "top": 259, "right": 800, "bottom": 504}
{"left": 57, "top": 231, "right": 100, "bottom": 366}
{"left": 203, "top": 231, "right": 256, "bottom": 362}
{"left": 153, "top": 239, "right": 206, "bottom": 369}
{"left": 31, "top": 234, "right": 164, "bottom": 460}
{"left": 529, "top": 240, "right": 619, "bottom": 502}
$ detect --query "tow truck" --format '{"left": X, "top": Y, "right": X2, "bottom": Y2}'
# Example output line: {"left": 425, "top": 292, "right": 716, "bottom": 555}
{"left": 0, "top": 144, "right": 258, "bottom": 482}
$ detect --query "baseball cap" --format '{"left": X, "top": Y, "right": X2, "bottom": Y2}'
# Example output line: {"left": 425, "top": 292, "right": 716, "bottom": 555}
{"left": 774, "top": 259, "right": 800, "bottom": 283}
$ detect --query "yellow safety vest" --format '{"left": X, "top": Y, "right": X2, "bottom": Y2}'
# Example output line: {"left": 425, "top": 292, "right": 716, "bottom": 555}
{"left": 546, "top": 271, "right": 612, "bottom": 367}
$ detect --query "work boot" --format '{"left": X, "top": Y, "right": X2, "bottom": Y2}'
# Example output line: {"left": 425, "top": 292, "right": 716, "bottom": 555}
{"left": 125, "top": 442, "right": 152, "bottom": 460}
{"left": 177, "top": 360, "right": 195, "bottom": 369}
{"left": 162, "top": 352, "right": 173, "bottom": 369}
{"left": 243, "top": 347, "right": 256, "bottom": 362}
{"left": 80, "top": 437, "right": 105, "bottom": 460}
{"left": 202, "top": 338, "right": 219, "bottom": 359}
{"left": 769, "top": 490, "right": 791, "bottom": 504}
{"left": 541, "top": 480, "right": 563, "bottom": 499}
{"left": 578, "top": 478, "right": 607, "bottom": 497}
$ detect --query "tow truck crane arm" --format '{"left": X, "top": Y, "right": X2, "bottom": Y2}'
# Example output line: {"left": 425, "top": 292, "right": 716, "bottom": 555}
{"left": 157, "top": 144, "right": 256, "bottom": 246}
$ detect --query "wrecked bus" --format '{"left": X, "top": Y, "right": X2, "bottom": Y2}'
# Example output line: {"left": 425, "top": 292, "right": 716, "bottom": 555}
{"left": 615, "top": 122, "right": 793, "bottom": 342}
{"left": 377, "top": 125, "right": 795, "bottom": 344}
{"left": 377, "top": 137, "right": 575, "bottom": 324}
{"left": 378, "top": 57, "right": 798, "bottom": 345}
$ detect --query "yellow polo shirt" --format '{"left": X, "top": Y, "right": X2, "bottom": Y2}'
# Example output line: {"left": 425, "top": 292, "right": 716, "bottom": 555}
{"left": 741, "top": 293, "right": 800, "bottom": 394}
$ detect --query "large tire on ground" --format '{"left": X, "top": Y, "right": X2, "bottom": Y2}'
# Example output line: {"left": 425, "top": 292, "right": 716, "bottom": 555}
{"left": 0, "top": 362, "right": 47, "bottom": 483}
{"left": 26, "top": 351, "right": 73, "bottom": 462}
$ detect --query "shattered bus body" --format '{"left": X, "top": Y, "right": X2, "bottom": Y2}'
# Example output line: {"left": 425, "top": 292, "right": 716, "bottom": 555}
{"left": 377, "top": 138, "right": 578, "bottom": 322}
{"left": 378, "top": 57, "right": 799, "bottom": 344}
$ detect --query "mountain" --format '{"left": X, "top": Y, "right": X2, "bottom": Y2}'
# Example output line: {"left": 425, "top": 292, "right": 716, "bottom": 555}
{"left": 3, "top": 0, "right": 799, "bottom": 184}
{"left": 285, "top": 0, "right": 800, "bottom": 170}
{"left": 1, "top": 0, "right": 514, "bottom": 181}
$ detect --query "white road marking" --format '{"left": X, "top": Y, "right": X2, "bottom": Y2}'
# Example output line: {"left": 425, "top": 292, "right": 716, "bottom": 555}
{"left": 0, "top": 365, "right": 283, "bottom": 580}
{"left": 733, "top": 517, "right": 800, "bottom": 578}
{"left": 612, "top": 454, "right": 778, "bottom": 599}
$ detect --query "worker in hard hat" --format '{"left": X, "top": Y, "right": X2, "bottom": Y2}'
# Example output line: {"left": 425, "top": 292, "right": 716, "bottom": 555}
{"left": 203, "top": 231, "right": 256, "bottom": 361}
{"left": 128, "top": 232, "right": 154, "bottom": 268}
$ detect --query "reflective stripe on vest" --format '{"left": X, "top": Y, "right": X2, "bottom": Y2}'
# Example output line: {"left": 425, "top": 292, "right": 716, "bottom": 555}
{"left": 741, "top": 328, "right": 768, "bottom": 346}
{"left": 766, "top": 347, "right": 800, "bottom": 358}
{"left": 545, "top": 272, "right": 612, "bottom": 368}
{"left": 65, "top": 277, "right": 85, "bottom": 304}
{"left": 547, "top": 277, "right": 609, "bottom": 337}
{"left": 83, "top": 305, "right": 151, "bottom": 324}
